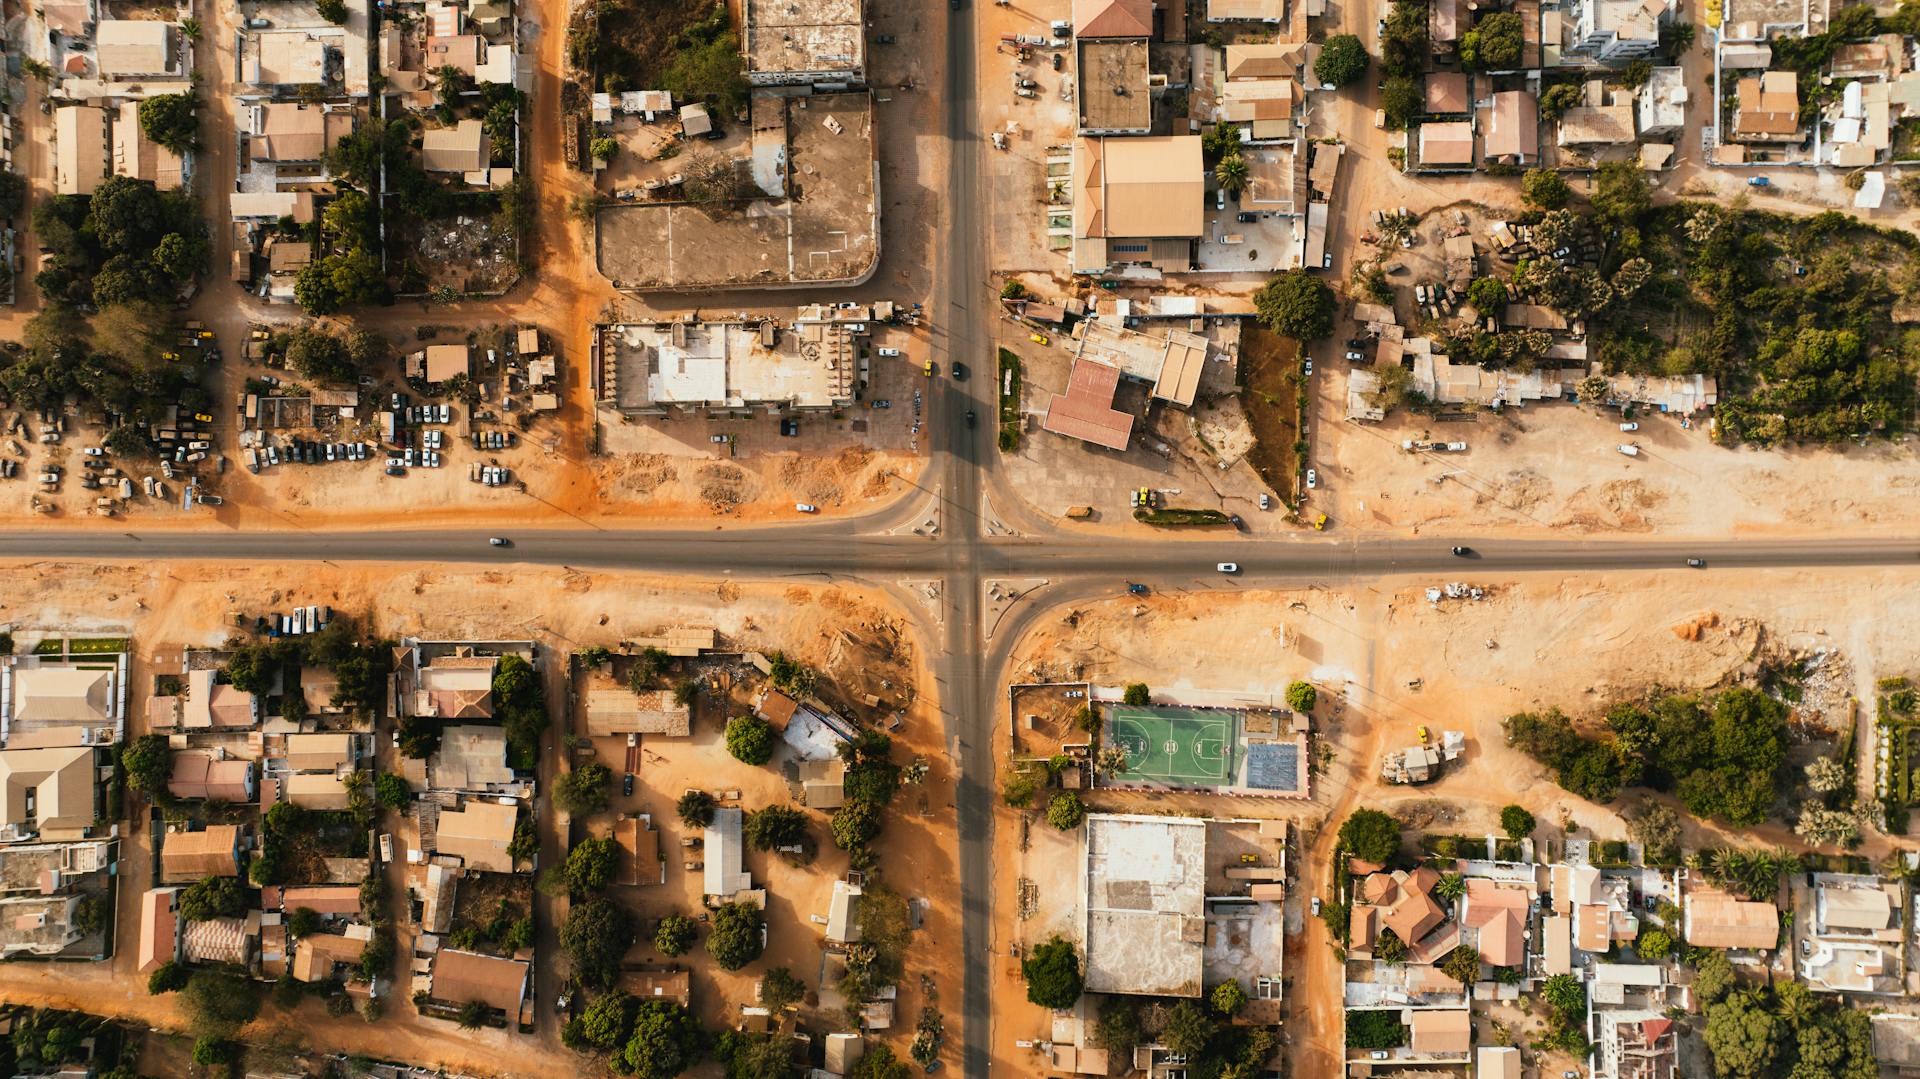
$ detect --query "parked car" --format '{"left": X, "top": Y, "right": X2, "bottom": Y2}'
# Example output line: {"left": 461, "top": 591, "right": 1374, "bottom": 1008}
{"left": 1127, "top": 582, "right": 1148, "bottom": 596}
{"left": 623, "top": 773, "right": 635, "bottom": 796}
{"left": 1030, "top": 333, "right": 1050, "bottom": 345}
{"left": 877, "top": 347, "right": 901, "bottom": 357}
{"left": 951, "top": 361, "right": 967, "bottom": 379}
{"left": 1345, "top": 350, "right": 1365, "bottom": 360}
{"left": 780, "top": 418, "right": 800, "bottom": 436}
{"left": 1306, "top": 468, "right": 1318, "bottom": 489}
{"left": 1748, "top": 176, "right": 1772, "bottom": 187}
{"left": 488, "top": 537, "right": 509, "bottom": 547}
{"left": 795, "top": 502, "right": 818, "bottom": 513}
{"left": 1619, "top": 421, "right": 1639, "bottom": 432}
{"left": 1216, "top": 563, "right": 1239, "bottom": 573}
{"left": 1259, "top": 492, "right": 1271, "bottom": 510}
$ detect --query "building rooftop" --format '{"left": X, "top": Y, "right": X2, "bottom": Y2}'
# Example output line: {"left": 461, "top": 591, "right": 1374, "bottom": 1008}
{"left": 1408, "top": 1008, "right": 1471, "bottom": 1056}
{"left": 1417, "top": 120, "right": 1474, "bottom": 166}
{"left": 1559, "top": 103, "right": 1636, "bottom": 146}
{"left": 599, "top": 321, "right": 857, "bottom": 413}
{"left": 1353, "top": 867, "right": 1447, "bottom": 953}
{"left": 1734, "top": 71, "right": 1801, "bottom": 139}
{"left": 1077, "top": 39, "right": 1151, "bottom": 131}
{"left": 742, "top": 0, "right": 864, "bottom": 79}
{"left": 428, "top": 725, "right": 513, "bottom": 790}
{"left": 1223, "top": 43, "right": 1303, "bottom": 80}
{"left": 167, "top": 752, "right": 254, "bottom": 803}
{"left": 421, "top": 119, "right": 488, "bottom": 172}
{"left": 1425, "top": 72, "right": 1469, "bottom": 114}
{"left": 1073, "top": 0, "right": 1153, "bottom": 37}
{"left": 704, "top": 807, "right": 753, "bottom": 897}
{"left": 1484, "top": 90, "right": 1539, "bottom": 161}
{"left": 1042, "top": 358, "right": 1135, "bottom": 451}
{"left": 95, "top": 19, "right": 174, "bottom": 76}
{"left": 1685, "top": 888, "right": 1779, "bottom": 950}
{"left": 436, "top": 799, "right": 517, "bottom": 873}
{"left": 432, "top": 948, "right": 529, "bottom": 1012}
{"left": 1462, "top": 877, "right": 1531, "bottom": 968}
{"left": 1082, "top": 814, "right": 1207, "bottom": 997}
{"left": 160, "top": 825, "right": 240, "bottom": 882}
{"left": 1073, "top": 135, "right": 1204, "bottom": 241}
{"left": 0, "top": 747, "right": 97, "bottom": 838}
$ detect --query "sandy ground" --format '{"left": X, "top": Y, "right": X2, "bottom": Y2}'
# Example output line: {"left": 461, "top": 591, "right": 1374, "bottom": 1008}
{"left": 991, "top": 566, "right": 1920, "bottom": 1079}
{"left": 0, "top": 559, "right": 956, "bottom": 1077}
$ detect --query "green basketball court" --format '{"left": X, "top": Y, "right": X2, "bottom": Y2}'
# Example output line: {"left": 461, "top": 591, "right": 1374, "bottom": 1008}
{"left": 1108, "top": 705, "right": 1238, "bottom": 787}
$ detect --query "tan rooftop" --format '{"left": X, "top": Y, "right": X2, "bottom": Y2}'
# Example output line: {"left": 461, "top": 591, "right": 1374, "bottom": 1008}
{"left": 1073, "top": 135, "right": 1204, "bottom": 240}
{"left": 432, "top": 948, "right": 529, "bottom": 1013}
{"left": 421, "top": 119, "right": 487, "bottom": 173}
{"left": 1042, "top": 358, "right": 1134, "bottom": 451}
{"left": 1484, "top": 90, "right": 1539, "bottom": 161}
{"left": 1418, "top": 120, "right": 1474, "bottom": 166}
{"left": 1425, "top": 72, "right": 1469, "bottom": 114}
{"left": 0, "top": 746, "right": 96, "bottom": 837}
{"left": 1735, "top": 71, "right": 1801, "bottom": 138}
{"left": 584, "top": 688, "right": 690, "bottom": 737}
{"left": 1686, "top": 889, "right": 1779, "bottom": 950}
{"left": 1073, "top": 0, "right": 1153, "bottom": 37}
{"left": 436, "top": 800, "right": 517, "bottom": 873}
{"left": 1409, "top": 1008, "right": 1471, "bottom": 1056}
{"left": 95, "top": 20, "right": 173, "bottom": 76}
{"left": 161, "top": 825, "right": 241, "bottom": 881}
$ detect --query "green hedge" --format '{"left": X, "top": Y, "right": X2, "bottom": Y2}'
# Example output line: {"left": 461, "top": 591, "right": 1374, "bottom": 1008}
{"left": 1134, "top": 508, "right": 1231, "bottom": 527}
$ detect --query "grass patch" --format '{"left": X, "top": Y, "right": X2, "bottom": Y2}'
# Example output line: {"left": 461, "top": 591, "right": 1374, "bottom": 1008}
{"left": 1239, "top": 324, "right": 1302, "bottom": 503}
{"left": 1134, "top": 508, "right": 1231, "bottom": 527}
{"left": 997, "top": 348, "right": 1022, "bottom": 453}
{"left": 68, "top": 637, "right": 127, "bottom": 654}
{"left": 31, "top": 639, "right": 63, "bottom": 655}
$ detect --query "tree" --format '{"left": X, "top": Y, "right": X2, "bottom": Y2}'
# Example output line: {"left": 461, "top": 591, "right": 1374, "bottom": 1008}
{"left": 1092, "top": 998, "right": 1142, "bottom": 1052}
{"left": 1337, "top": 808, "right": 1401, "bottom": 863}
{"left": 707, "top": 901, "right": 765, "bottom": 970}
{"left": 832, "top": 800, "right": 883, "bottom": 851}
{"left": 1539, "top": 82, "right": 1583, "bottom": 120}
{"left": 618, "top": 1000, "right": 704, "bottom": 1079}
{"left": 1805, "top": 755, "right": 1847, "bottom": 793}
{"left": 1521, "top": 167, "right": 1571, "bottom": 209}
{"left": 458, "top": 1000, "right": 490, "bottom": 1029}
{"left": 560, "top": 898, "right": 636, "bottom": 990}
{"left": 661, "top": 31, "right": 749, "bottom": 113}
{"left": 1499, "top": 805, "right": 1535, "bottom": 841}
{"left": 1162, "top": 1000, "right": 1215, "bottom": 1056}
{"left": 1694, "top": 949, "right": 1736, "bottom": 1005}
{"left": 848, "top": 1045, "right": 910, "bottom": 1079}
{"left": 154, "top": 232, "right": 207, "bottom": 283}
{"left": 553, "top": 761, "right": 613, "bottom": 816}
{"left": 1314, "top": 34, "right": 1368, "bottom": 87}
{"left": 1210, "top": 979, "right": 1248, "bottom": 1017}
{"left": 1704, "top": 991, "right": 1783, "bottom": 1079}
{"left": 1628, "top": 802, "right": 1683, "bottom": 861}
{"left": 1021, "top": 936, "right": 1083, "bottom": 1008}
{"left": 1794, "top": 804, "right": 1860, "bottom": 848}
{"left": 1460, "top": 11, "right": 1523, "bottom": 70}
{"left": 138, "top": 92, "right": 198, "bottom": 155}
{"left": 654, "top": 914, "right": 698, "bottom": 957}
{"left": 565, "top": 837, "right": 621, "bottom": 893}
{"left": 375, "top": 772, "right": 409, "bottom": 810}
{"left": 286, "top": 325, "right": 356, "bottom": 384}
{"left": 1254, "top": 270, "right": 1335, "bottom": 341}
{"left": 744, "top": 804, "right": 807, "bottom": 850}
{"left": 122, "top": 735, "right": 171, "bottom": 795}
{"left": 1439, "top": 945, "right": 1481, "bottom": 985}
{"left": 147, "top": 960, "right": 188, "bottom": 994}
{"left": 1635, "top": 928, "right": 1673, "bottom": 959}
{"left": 1122, "top": 683, "right": 1150, "bottom": 706}
{"left": 677, "top": 789, "right": 717, "bottom": 828}
{"left": 591, "top": 136, "right": 620, "bottom": 163}
{"left": 1592, "top": 160, "right": 1651, "bottom": 226}
{"left": 180, "top": 969, "right": 261, "bottom": 1038}
{"left": 759, "top": 966, "right": 804, "bottom": 1010}
{"left": 1214, "top": 152, "right": 1249, "bottom": 195}
{"left": 1285, "top": 680, "right": 1318, "bottom": 713}
{"left": 317, "top": 0, "right": 348, "bottom": 21}
{"left": 1380, "top": 75, "right": 1420, "bottom": 128}
{"left": 286, "top": 906, "right": 321, "bottom": 939}
{"left": 1435, "top": 872, "right": 1466, "bottom": 903}
{"left": 191, "top": 1037, "right": 235, "bottom": 1066}
{"left": 1046, "top": 791, "right": 1086, "bottom": 831}
{"left": 178, "top": 875, "right": 246, "bottom": 922}
{"left": 570, "top": 991, "right": 634, "bottom": 1050}
{"left": 295, "top": 248, "right": 384, "bottom": 315}
{"left": 726, "top": 714, "right": 776, "bottom": 765}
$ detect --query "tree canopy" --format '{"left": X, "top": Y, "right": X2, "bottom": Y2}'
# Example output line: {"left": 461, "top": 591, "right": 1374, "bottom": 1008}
{"left": 1314, "top": 34, "right": 1369, "bottom": 87}
{"left": 561, "top": 898, "right": 635, "bottom": 990}
{"left": 138, "top": 93, "right": 198, "bottom": 154}
{"left": 725, "top": 714, "right": 776, "bottom": 765}
{"left": 1460, "top": 11, "right": 1523, "bottom": 70}
{"left": 619, "top": 1001, "right": 705, "bottom": 1079}
{"left": 1022, "top": 936, "right": 1083, "bottom": 1008}
{"left": 1337, "top": 808, "right": 1401, "bottom": 863}
{"left": 654, "top": 914, "right": 698, "bottom": 957}
{"left": 1253, "top": 270, "right": 1335, "bottom": 341}
{"left": 554, "top": 761, "right": 613, "bottom": 816}
{"left": 707, "top": 901, "right": 765, "bottom": 970}
{"left": 565, "top": 837, "right": 620, "bottom": 893}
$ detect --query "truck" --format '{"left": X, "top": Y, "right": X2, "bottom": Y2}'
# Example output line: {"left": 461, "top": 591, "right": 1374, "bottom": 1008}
{"left": 1617, "top": 443, "right": 1640, "bottom": 457}
{"left": 1063, "top": 505, "right": 1094, "bottom": 519}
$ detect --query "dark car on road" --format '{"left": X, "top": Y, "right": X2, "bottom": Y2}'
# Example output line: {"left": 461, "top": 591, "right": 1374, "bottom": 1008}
{"left": 951, "top": 361, "right": 966, "bottom": 380}
{"left": 1126, "top": 582, "right": 1148, "bottom": 596}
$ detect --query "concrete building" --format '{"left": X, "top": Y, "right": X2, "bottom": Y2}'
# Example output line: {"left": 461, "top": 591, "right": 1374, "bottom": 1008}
{"left": 1483, "top": 90, "right": 1540, "bottom": 164}
{"left": 429, "top": 948, "right": 530, "bottom": 1022}
{"left": 1732, "top": 71, "right": 1802, "bottom": 141}
{"left": 1566, "top": 0, "right": 1671, "bottom": 61}
{"left": 1637, "top": 65, "right": 1689, "bottom": 137}
{"left": 1798, "top": 873, "right": 1906, "bottom": 994}
{"left": 435, "top": 800, "right": 518, "bottom": 873}
{"left": 159, "top": 825, "right": 242, "bottom": 882}
{"left": 1683, "top": 885, "right": 1779, "bottom": 951}
{"left": 0, "top": 747, "right": 99, "bottom": 842}
{"left": 1082, "top": 814, "right": 1207, "bottom": 997}
{"left": 595, "top": 320, "right": 858, "bottom": 416}
{"left": 53, "top": 105, "right": 109, "bottom": 196}
{"left": 741, "top": 0, "right": 864, "bottom": 87}
{"left": 704, "top": 806, "right": 754, "bottom": 898}
{"left": 1594, "top": 1012, "right": 1677, "bottom": 1079}
{"left": 1070, "top": 135, "right": 1204, "bottom": 274}
{"left": 95, "top": 20, "right": 179, "bottom": 78}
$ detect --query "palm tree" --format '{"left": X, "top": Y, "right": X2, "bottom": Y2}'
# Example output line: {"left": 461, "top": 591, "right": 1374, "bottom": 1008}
{"left": 1435, "top": 872, "right": 1466, "bottom": 904}
{"left": 1707, "top": 847, "right": 1737, "bottom": 885}
{"left": 1214, "top": 153, "right": 1250, "bottom": 195}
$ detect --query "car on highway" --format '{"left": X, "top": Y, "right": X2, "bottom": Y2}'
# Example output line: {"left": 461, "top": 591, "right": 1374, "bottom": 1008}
{"left": 1619, "top": 422, "right": 1639, "bottom": 432}
{"left": 623, "top": 773, "right": 635, "bottom": 796}
{"left": 1311, "top": 897, "right": 1322, "bottom": 916}
{"left": 1306, "top": 469, "right": 1317, "bottom": 489}
{"left": 951, "top": 361, "right": 967, "bottom": 379}
{"left": 878, "top": 347, "right": 901, "bottom": 357}
{"left": 1216, "top": 562, "right": 1238, "bottom": 573}
{"left": 489, "top": 537, "right": 510, "bottom": 547}
{"left": 1687, "top": 557, "right": 1705, "bottom": 568}
{"left": 965, "top": 409, "right": 977, "bottom": 428}
{"left": 1127, "top": 582, "right": 1148, "bottom": 595}
{"left": 1451, "top": 546, "right": 1472, "bottom": 556}
{"left": 795, "top": 502, "right": 818, "bottom": 513}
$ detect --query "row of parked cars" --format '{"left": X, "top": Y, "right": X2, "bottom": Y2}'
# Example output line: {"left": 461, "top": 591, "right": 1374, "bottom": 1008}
{"left": 254, "top": 440, "right": 372, "bottom": 469}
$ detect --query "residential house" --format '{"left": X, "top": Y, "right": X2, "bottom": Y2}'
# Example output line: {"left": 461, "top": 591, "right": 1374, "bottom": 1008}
{"left": 1425, "top": 72, "right": 1469, "bottom": 115}
{"left": 429, "top": 948, "right": 530, "bottom": 1022}
{"left": 614, "top": 814, "right": 664, "bottom": 886}
{"left": 137, "top": 887, "right": 181, "bottom": 973}
{"left": 0, "top": 746, "right": 100, "bottom": 842}
{"left": 4, "top": 658, "right": 122, "bottom": 743}
{"left": 1416, "top": 121, "right": 1474, "bottom": 170}
{"left": 292, "top": 931, "right": 367, "bottom": 983}
{"left": 1684, "top": 886, "right": 1779, "bottom": 951}
{"left": 1074, "top": 0, "right": 1153, "bottom": 38}
{"left": 177, "top": 669, "right": 258, "bottom": 730}
{"left": 0, "top": 893, "right": 84, "bottom": 958}
{"left": 1733, "top": 71, "right": 1802, "bottom": 142}
{"left": 159, "top": 825, "right": 242, "bottom": 883}
{"left": 406, "top": 344, "right": 474, "bottom": 385}
{"left": 1351, "top": 867, "right": 1452, "bottom": 961}
{"left": 281, "top": 771, "right": 350, "bottom": 810}
{"left": 420, "top": 119, "right": 488, "bottom": 176}
{"left": 428, "top": 725, "right": 514, "bottom": 790}
{"left": 435, "top": 799, "right": 517, "bottom": 873}
{"left": 1477, "top": 1046, "right": 1522, "bottom": 1079}
{"left": 1637, "top": 65, "right": 1688, "bottom": 137}
{"left": 704, "top": 806, "right": 754, "bottom": 898}
{"left": 167, "top": 752, "right": 256, "bottom": 803}
{"left": 95, "top": 20, "right": 178, "bottom": 78}
{"left": 394, "top": 646, "right": 497, "bottom": 719}
{"left": 1461, "top": 878, "right": 1532, "bottom": 972}
{"left": 1483, "top": 90, "right": 1540, "bottom": 165}
{"left": 1407, "top": 1008, "right": 1471, "bottom": 1059}
{"left": 113, "top": 101, "right": 185, "bottom": 188}
{"left": 248, "top": 103, "right": 352, "bottom": 165}
{"left": 825, "top": 878, "right": 861, "bottom": 945}
{"left": 795, "top": 758, "right": 846, "bottom": 809}
{"left": 1798, "top": 873, "right": 1906, "bottom": 994}
{"left": 283, "top": 732, "right": 356, "bottom": 773}
{"left": 1551, "top": 863, "right": 1640, "bottom": 958}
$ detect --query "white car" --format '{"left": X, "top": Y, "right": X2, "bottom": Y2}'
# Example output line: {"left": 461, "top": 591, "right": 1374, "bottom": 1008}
{"left": 1345, "top": 350, "right": 1364, "bottom": 361}
{"left": 1619, "top": 421, "right": 1639, "bottom": 431}
{"left": 795, "top": 502, "right": 818, "bottom": 513}
{"left": 1311, "top": 897, "right": 1322, "bottom": 916}
{"left": 1303, "top": 358, "right": 1313, "bottom": 376}
{"left": 877, "top": 347, "right": 901, "bottom": 357}
{"left": 1259, "top": 492, "right": 1271, "bottom": 510}
{"left": 1216, "top": 562, "right": 1238, "bottom": 573}
{"left": 1306, "top": 469, "right": 1318, "bottom": 489}
{"left": 82, "top": 447, "right": 104, "bottom": 457}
